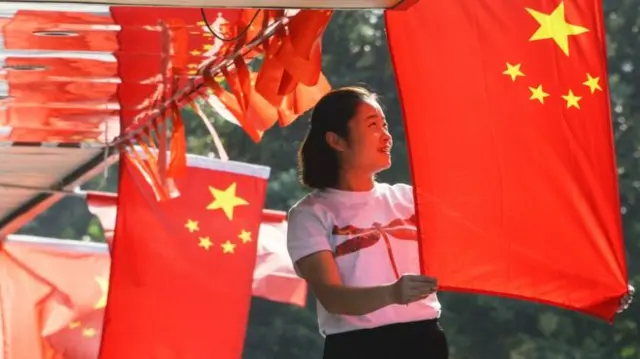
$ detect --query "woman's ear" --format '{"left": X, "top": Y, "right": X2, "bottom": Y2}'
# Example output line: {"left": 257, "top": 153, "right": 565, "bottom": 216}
{"left": 325, "top": 131, "right": 347, "bottom": 152}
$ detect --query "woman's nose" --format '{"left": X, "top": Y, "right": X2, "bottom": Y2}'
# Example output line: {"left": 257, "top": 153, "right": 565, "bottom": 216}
{"left": 381, "top": 131, "right": 392, "bottom": 144}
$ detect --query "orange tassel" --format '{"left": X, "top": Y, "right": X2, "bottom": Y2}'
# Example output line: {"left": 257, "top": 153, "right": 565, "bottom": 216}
{"left": 167, "top": 102, "right": 187, "bottom": 178}
{"left": 275, "top": 10, "right": 331, "bottom": 88}
{"left": 124, "top": 138, "right": 171, "bottom": 201}
{"left": 156, "top": 116, "right": 168, "bottom": 184}
{"left": 166, "top": 18, "right": 189, "bottom": 75}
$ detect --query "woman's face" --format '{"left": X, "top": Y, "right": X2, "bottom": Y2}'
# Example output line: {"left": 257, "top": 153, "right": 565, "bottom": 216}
{"left": 336, "top": 98, "right": 393, "bottom": 174}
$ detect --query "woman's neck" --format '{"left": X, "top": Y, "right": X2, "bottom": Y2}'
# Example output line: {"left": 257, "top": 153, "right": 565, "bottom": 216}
{"left": 335, "top": 170, "right": 375, "bottom": 192}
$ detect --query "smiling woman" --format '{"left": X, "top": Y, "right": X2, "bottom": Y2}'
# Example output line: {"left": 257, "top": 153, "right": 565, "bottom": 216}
{"left": 286, "top": 86, "right": 449, "bottom": 359}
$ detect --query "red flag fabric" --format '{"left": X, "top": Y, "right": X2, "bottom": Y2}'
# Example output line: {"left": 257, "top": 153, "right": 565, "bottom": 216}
{"left": 386, "top": 0, "right": 627, "bottom": 321}
{"left": 253, "top": 210, "right": 308, "bottom": 307}
{"left": 86, "top": 193, "right": 307, "bottom": 307}
{"left": 0, "top": 235, "right": 109, "bottom": 359}
{"left": 110, "top": 8, "right": 243, "bottom": 129}
{"left": 98, "top": 154, "right": 270, "bottom": 359}
{"left": 0, "top": 9, "right": 120, "bottom": 143}
{"left": 46, "top": 308, "right": 106, "bottom": 359}
{"left": 0, "top": 243, "right": 54, "bottom": 359}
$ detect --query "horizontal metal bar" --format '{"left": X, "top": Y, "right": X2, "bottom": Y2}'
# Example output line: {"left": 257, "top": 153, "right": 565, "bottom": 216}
{"left": 0, "top": 147, "right": 120, "bottom": 238}
{"left": 6, "top": 0, "right": 404, "bottom": 9}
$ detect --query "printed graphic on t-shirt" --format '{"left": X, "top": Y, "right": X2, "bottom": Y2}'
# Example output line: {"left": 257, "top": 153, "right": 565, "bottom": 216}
{"left": 331, "top": 214, "right": 418, "bottom": 258}
{"left": 331, "top": 215, "right": 418, "bottom": 279}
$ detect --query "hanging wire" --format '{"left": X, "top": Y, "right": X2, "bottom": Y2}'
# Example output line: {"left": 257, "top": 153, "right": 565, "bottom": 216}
{"left": 200, "top": 8, "right": 262, "bottom": 42}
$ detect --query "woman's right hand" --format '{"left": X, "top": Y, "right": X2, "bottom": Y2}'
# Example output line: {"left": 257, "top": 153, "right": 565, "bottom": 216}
{"left": 390, "top": 274, "right": 438, "bottom": 305}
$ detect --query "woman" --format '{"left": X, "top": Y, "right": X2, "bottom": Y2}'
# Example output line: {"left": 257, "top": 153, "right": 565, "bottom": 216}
{"left": 287, "top": 86, "right": 449, "bottom": 359}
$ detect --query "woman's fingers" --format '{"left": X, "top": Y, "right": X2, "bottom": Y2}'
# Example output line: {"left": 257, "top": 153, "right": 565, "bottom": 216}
{"left": 391, "top": 274, "right": 440, "bottom": 304}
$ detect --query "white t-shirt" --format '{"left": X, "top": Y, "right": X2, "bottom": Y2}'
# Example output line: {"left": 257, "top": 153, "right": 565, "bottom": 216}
{"left": 286, "top": 182, "right": 441, "bottom": 336}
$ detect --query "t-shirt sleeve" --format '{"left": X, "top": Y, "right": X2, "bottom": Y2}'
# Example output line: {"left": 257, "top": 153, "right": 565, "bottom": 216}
{"left": 286, "top": 205, "right": 332, "bottom": 266}
{"left": 394, "top": 183, "right": 415, "bottom": 207}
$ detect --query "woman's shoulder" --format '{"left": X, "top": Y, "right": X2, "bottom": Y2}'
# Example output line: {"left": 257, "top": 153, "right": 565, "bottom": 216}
{"left": 376, "top": 182, "right": 414, "bottom": 197}
{"left": 287, "top": 191, "right": 330, "bottom": 223}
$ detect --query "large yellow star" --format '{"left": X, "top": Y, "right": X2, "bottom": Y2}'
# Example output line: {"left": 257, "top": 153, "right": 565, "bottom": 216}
{"left": 221, "top": 240, "right": 236, "bottom": 254}
{"left": 562, "top": 90, "right": 582, "bottom": 109}
{"left": 503, "top": 63, "right": 525, "bottom": 82}
{"left": 238, "top": 230, "right": 252, "bottom": 244}
{"left": 529, "top": 85, "right": 550, "bottom": 104}
{"left": 526, "top": 1, "right": 589, "bottom": 56}
{"left": 583, "top": 73, "right": 602, "bottom": 94}
{"left": 185, "top": 219, "right": 199, "bottom": 233}
{"left": 206, "top": 183, "right": 248, "bottom": 220}
{"left": 94, "top": 276, "right": 108, "bottom": 309}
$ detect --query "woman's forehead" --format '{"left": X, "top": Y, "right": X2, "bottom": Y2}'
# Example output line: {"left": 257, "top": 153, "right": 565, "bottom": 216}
{"left": 355, "top": 99, "right": 384, "bottom": 119}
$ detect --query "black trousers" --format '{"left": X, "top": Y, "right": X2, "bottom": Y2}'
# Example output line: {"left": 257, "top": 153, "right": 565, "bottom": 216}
{"left": 323, "top": 319, "right": 449, "bottom": 359}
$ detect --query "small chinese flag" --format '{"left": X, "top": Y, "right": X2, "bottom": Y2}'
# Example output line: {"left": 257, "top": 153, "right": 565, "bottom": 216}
{"left": 0, "top": 246, "right": 55, "bottom": 359}
{"left": 0, "top": 236, "right": 110, "bottom": 359}
{"left": 111, "top": 7, "right": 244, "bottom": 127}
{"left": 386, "top": 0, "right": 627, "bottom": 321}
{"left": 98, "top": 154, "right": 270, "bottom": 359}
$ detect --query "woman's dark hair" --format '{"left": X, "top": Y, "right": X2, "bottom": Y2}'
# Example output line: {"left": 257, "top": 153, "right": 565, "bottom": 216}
{"left": 298, "top": 86, "right": 377, "bottom": 190}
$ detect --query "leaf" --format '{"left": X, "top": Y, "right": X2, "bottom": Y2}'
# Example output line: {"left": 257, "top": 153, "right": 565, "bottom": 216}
{"left": 537, "top": 311, "right": 559, "bottom": 337}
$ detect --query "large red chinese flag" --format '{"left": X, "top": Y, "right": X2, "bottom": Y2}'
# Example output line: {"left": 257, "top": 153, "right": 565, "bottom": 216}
{"left": 86, "top": 193, "right": 307, "bottom": 307}
{"left": 386, "top": 0, "right": 628, "bottom": 321}
{"left": 98, "top": 154, "right": 270, "bottom": 358}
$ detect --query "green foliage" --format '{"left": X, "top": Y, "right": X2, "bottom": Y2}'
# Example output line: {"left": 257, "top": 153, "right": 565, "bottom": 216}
{"left": 17, "top": 4, "right": 639, "bottom": 358}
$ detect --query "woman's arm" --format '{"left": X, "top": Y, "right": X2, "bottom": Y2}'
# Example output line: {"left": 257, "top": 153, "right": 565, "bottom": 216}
{"left": 295, "top": 251, "right": 395, "bottom": 316}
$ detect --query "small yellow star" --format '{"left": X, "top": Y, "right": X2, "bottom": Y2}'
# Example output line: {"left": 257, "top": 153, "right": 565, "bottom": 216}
{"left": 503, "top": 63, "right": 525, "bottom": 82}
{"left": 94, "top": 276, "right": 109, "bottom": 309}
{"left": 190, "top": 50, "right": 202, "bottom": 56}
{"left": 196, "top": 20, "right": 206, "bottom": 26}
{"left": 187, "top": 63, "right": 198, "bottom": 69}
{"left": 69, "top": 321, "right": 81, "bottom": 329}
{"left": 238, "top": 230, "right": 252, "bottom": 244}
{"left": 203, "top": 32, "right": 212, "bottom": 37}
{"left": 199, "top": 237, "right": 213, "bottom": 250}
{"left": 562, "top": 90, "right": 582, "bottom": 109}
{"left": 583, "top": 73, "right": 602, "bottom": 94}
{"left": 526, "top": 1, "right": 589, "bottom": 56}
{"left": 528, "top": 85, "right": 550, "bottom": 104}
{"left": 221, "top": 240, "right": 236, "bottom": 254}
{"left": 185, "top": 219, "right": 199, "bottom": 233}
{"left": 82, "top": 328, "right": 96, "bottom": 337}
{"left": 203, "top": 44, "right": 213, "bottom": 51}
{"left": 206, "top": 183, "right": 249, "bottom": 221}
